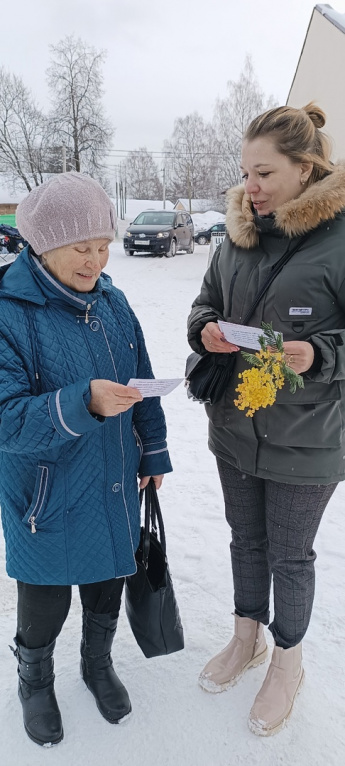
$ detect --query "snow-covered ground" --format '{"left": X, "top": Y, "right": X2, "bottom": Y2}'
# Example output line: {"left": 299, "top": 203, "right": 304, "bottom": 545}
{"left": 1, "top": 241, "right": 345, "bottom": 765}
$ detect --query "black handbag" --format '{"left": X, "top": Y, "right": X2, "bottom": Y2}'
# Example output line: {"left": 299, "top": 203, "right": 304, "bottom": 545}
{"left": 185, "top": 234, "right": 309, "bottom": 405}
{"left": 125, "top": 479, "right": 184, "bottom": 658}
{"left": 185, "top": 350, "right": 235, "bottom": 405}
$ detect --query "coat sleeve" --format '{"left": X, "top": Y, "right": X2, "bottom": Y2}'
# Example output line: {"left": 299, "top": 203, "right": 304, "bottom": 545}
{"left": 307, "top": 328, "right": 345, "bottom": 384}
{"left": 129, "top": 308, "right": 173, "bottom": 477}
{"left": 304, "top": 275, "right": 345, "bottom": 384}
{"left": 187, "top": 244, "right": 226, "bottom": 354}
{"left": 0, "top": 330, "right": 103, "bottom": 455}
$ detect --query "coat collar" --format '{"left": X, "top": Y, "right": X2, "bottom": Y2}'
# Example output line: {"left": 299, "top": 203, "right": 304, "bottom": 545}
{"left": 225, "top": 163, "right": 345, "bottom": 249}
{"left": 0, "top": 246, "right": 113, "bottom": 308}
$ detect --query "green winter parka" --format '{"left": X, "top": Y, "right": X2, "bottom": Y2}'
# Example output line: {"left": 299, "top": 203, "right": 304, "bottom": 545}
{"left": 188, "top": 164, "right": 345, "bottom": 484}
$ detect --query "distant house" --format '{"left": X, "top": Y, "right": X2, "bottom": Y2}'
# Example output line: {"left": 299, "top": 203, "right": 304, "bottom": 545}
{"left": 0, "top": 203, "right": 17, "bottom": 224}
{"left": 287, "top": 4, "right": 345, "bottom": 159}
{"left": 174, "top": 199, "right": 214, "bottom": 213}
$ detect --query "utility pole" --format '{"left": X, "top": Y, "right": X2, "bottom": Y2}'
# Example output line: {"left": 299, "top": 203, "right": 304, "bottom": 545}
{"left": 162, "top": 166, "right": 166, "bottom": 210}
{"left": 123, "top": 165, "right": 127, "bottom": 218}
{"left": 62, "top": 144, "right": 67, "bottom": 173}
{"left": 115, "top": 180, "right": 119, "bottom": 218}
{"left": 119, "top": 181, "right": 124, "bottom": 220}
{"left": 187, "top": 163, "right": 192, "bottom": 213}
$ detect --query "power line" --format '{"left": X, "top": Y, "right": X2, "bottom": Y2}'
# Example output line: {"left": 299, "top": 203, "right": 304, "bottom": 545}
{"left": 104, "top": 149, "right": 240, "bottom": 158}
{"left": 105, "top": 149, "right": 168, "bottom": 155}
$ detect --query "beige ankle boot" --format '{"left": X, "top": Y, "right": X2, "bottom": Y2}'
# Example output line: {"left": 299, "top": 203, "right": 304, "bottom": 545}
{"left": 248, "top": 642, "right": 304, "bottom": 736}
{"left": 199, "top": 616, "right": 268, "bottom": 693}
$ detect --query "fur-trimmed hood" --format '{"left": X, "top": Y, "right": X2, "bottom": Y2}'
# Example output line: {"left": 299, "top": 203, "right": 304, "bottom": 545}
{"left": 226, "top": 163, "right": 345, "bottom": 249}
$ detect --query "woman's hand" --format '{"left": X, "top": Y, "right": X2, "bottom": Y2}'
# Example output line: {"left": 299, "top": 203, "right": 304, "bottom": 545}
{"left": 139, "top": 475, "right": 164, "bottom": 490}
{"left": 283, "top": 341, "right": 314, "bottom": 374}
{"left": 88, "top": 380, "right": 143, "bottom": 417}
{"left": 201, "top": 321, "right": 240, "bottom": 354}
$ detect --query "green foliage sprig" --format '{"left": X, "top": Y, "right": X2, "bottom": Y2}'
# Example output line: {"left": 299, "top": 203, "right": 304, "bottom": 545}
{"left": 241, "top": 322, "right": 304, "bottom": 394}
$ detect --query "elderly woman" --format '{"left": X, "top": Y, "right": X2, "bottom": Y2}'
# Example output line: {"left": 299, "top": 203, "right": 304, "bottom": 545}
{"left": 188, "top": 103, "right": 345, "bottom": 735}
{"left": 0, "top": 173, "right": 172, "bottom": 746}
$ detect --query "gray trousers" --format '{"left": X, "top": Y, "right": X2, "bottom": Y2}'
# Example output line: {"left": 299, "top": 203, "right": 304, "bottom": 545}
{"left": 217, "top": 458, "right": 337, "bottom": 649}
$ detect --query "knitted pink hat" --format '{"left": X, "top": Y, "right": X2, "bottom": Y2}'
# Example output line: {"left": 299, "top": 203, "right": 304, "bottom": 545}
{"left": 16, "top": 172, "right": 116, "bottom": 254}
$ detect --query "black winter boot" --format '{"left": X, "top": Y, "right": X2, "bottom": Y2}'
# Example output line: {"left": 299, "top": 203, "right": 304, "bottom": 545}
{"left": 80, "top": 609, "right": 131, "bottom": 723}
{"left": 11, "top": 638, "right": 63, "bottom": 746}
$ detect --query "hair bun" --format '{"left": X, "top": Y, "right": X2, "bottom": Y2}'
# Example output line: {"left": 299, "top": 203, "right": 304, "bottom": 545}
{"left": 302, "top": 102, "right": 326, "bottom": 129}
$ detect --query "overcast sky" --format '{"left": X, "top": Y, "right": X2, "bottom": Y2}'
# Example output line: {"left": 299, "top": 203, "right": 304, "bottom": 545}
{"left": 1, "top": 0, "right": 344, "bottom": 171}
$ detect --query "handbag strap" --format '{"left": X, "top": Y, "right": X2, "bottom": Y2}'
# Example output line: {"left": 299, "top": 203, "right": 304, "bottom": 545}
{"left": 139, "top": 479, "right": 166, "bottom": 567}
{"left": 241, "top": 233, "right": 310, "bottom": 326}
{"left": 149, "top": 481, "right": 166, "bottom": 554}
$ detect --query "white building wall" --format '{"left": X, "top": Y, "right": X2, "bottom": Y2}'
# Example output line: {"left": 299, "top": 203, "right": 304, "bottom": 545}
{"left": 287, "top": 8, "right": 345, "bottom": 160}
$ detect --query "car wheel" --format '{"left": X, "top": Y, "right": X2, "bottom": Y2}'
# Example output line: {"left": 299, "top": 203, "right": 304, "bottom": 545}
{"left": 127, "top": 249, "right": 135, "bottom": 256}
{"left": 166, "top": 239, "right": 176, "bottom": 257}
{"left": 187, "top": 238, "right": 194, "bottom": 254}
{"left": 197, "top": 235, "right": 207, "bottom": 246}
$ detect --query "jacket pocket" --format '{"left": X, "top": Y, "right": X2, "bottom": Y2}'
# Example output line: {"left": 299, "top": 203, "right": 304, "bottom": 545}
{"left": 273, "top": 264, "right": 336, "bottom": 325}
{"left": 267, "top": 400, "right": 343, "bottom": 448}
{"left": 22, "top": 464, "right": 51, "bottom": 533}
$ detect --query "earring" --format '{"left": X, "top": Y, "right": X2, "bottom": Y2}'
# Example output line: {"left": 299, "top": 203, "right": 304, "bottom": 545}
{"left": 301, "top": 179, "right": 306, "bottom": 185}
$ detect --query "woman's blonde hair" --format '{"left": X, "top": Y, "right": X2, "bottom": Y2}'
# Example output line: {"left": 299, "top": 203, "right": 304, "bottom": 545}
{"left": 244, "top": 102, "right": 333, "bottom": 186}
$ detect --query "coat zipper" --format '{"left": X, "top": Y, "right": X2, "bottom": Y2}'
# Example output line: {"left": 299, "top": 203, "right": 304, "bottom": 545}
{"left": 228, "top": 269, "right": 238, "bottom": 316}
{"left": 28, "top": 466, "right": 49, "bottom": 534}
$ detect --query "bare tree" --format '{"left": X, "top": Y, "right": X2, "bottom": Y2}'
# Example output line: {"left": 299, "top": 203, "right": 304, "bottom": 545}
{"left": 214, "top": 56, "right": 277, "bottom": 190}
{"left": 164, "top": 112, "right": 218, "bottom": 201}
{"left": 161, "top": 58, "right": 276, "bottom": 207}
{"left": 125, "top": 148, "right": 163, "bottom": 199}
{"left": 0, "top": 68, "right": 49, "bottom": 191}
{"left": 47, "top": 36, "right": 113, "bottom": 183}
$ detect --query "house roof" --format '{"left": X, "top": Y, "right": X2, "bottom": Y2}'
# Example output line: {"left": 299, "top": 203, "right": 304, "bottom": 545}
{"left": 315, "top": 4, "right": 345, "bottom": 34}
{"left": 174, "top": 199, "right": 214, "bottom": 210}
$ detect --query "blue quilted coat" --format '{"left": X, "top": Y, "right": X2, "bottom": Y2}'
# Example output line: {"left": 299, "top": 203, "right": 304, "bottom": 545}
{"left": 0, "top": 247, "right": 172, "bottom": 585}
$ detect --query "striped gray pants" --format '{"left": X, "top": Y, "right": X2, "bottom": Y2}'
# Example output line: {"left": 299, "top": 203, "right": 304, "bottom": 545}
{"left": 217, "top": 458, "right": 337, "bottom": 648}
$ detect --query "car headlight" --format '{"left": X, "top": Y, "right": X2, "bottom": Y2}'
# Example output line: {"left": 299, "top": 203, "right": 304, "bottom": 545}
{"left": 156, "top": 232, "right": 170, "bottom": 239}
{"left": 125, "top": 231, "right": 132, "bottom": 237}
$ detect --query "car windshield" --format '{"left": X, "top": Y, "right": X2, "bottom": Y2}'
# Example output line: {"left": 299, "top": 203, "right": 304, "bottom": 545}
{"left": 133, "top": 212, "right": 175, "bottom": 226}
